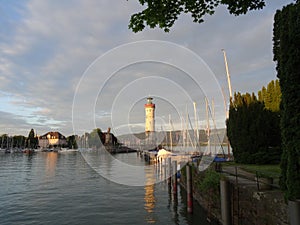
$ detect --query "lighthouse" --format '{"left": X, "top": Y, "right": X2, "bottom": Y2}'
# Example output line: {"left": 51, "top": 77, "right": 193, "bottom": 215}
{"left": 145, "top": 97, "right": 155, "bottom": 134}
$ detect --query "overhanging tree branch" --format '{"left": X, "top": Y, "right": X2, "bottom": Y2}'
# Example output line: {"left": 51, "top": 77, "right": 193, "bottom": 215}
{"left": 129, "top": 0, "right": 266, "bottom": 32}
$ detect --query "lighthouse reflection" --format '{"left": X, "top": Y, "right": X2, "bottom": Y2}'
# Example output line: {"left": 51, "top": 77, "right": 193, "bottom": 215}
{"left": 144, "top": 166, "right": 157, "bottom": 223}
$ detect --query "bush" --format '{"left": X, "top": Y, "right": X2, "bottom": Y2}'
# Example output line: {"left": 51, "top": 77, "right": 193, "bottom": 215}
{"left": 199, "top": 169, "right": 221, "bottom": 194}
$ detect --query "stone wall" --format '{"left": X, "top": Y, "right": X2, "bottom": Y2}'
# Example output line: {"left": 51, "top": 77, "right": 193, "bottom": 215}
{"left": 180, "top": 165, "right": 289, "bottom": 225}
{"left": 231, "top": 185, "right": 288, "bottom": 225}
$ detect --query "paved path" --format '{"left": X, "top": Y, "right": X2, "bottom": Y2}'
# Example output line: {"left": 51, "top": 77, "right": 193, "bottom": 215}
{"left": 220, "top": 165, "right": 260, "bottom": 188}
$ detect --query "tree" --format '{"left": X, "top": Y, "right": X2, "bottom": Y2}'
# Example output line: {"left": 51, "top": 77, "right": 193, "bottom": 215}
{"left": 273, "top": 2, "right": 300, "bottom": 200}
{"left": 88, "top": 128, "right": 105, "bottom": 149}
{"left": 67, "top": 135, "right": 78, "bottom": 149}
{"left": 257, "top": 79, "right": 281, "bottom": 112}
{"left": 26, "top": 129, "right": 38, "bottom": 149}
{"left": 13, "top": 135, "right": 26, "bottom": 148}
{"left": 227, "top": 90, "right": 281, "bottom": 164}
{"left": 0, "top": 134, "right": 9, "bottom": 149}
{"left": 129, "top": 0, "right": 266, "bottom": 32}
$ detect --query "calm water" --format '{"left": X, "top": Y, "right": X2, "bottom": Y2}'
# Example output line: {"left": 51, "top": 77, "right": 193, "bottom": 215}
{"left": 0, "top": 151, "right": 218, "bottom": 225}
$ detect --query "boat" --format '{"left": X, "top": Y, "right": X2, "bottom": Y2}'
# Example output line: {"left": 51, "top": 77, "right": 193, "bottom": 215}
{"left": 23, "top": 149, "right": 35, "bottom": 154}
{"left": 59, "top": 148, "right": 79, "bottom": 153}
{"left": 157, "top": 148, "right": 175, "bottom": 162}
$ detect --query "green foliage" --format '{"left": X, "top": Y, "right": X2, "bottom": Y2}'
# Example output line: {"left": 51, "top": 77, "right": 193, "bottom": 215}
{"left": 26, "top": 129, "right": 38, "bottom": 149}
{"left": 67, "top": 135, "right": 78, "bottom": 149}
{"left": 273, "top": 2, "right": 300, "bottom": 200}
{"left": 0, "top": 134, "right": 26, "bottom": 149}
{"left": 1, "top": 134, "right": 9, "bottom": 148}
{"left": 227, "top": 90, "right": 281, "bottom": 164}
{"left": 88, "top": 128, "right": 105, "bottom": 148}
{"left": 12, "top": 135, "right": 26, "bottom": 148}
{"left": 258, "top": 79, "right": 281, "bottom": 112}
{"left": 129, "top": 0, "right": 266, "bottom": 32}
{"left": 198, "top": 169, "right": 221, "bottom": 194}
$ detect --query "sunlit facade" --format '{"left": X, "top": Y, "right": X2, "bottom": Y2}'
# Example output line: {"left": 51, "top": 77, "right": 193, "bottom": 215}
{"left": 145, "top": 97, "right": 155, "bottom": 133}
{"left": 39, "top": 131, "right": 67, "bottom": 148}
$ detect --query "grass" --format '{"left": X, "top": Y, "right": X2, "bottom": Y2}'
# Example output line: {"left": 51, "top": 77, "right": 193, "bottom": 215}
{"left": 221, "top": 162, "right": 281, "bottom": 178}
{"left": 240, "top": 164, "right": 281, "bottom": 177}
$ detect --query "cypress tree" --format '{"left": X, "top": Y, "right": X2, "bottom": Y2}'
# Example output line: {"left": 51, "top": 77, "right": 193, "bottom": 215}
{"left": 26, "top": 129, "right": 38, "bottom": 149}
{"left": 227, "top": 91, "right": 281, "bottom": 164}
{"left": 261, "top": 86, "right": 267, "bottom": 102}
{"left": 257, "top": 80, "right": 281, "bottom": 112}
{"left": 273, "top": 2, "right": 300, "bottom": 200}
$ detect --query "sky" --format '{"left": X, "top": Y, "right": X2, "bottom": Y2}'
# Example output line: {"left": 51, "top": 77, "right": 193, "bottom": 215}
{"left": 0, "top": 0, "right": 294, "bottom": 137}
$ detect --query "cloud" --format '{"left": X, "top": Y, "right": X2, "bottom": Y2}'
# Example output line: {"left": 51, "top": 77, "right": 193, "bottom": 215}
{"left": 0, "top": 0, "right": 293, "bottom": 136}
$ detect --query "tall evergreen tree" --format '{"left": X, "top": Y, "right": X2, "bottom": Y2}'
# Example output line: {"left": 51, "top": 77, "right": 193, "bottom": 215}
{"left": 257, "top": 79, "right": 281, "bottom": 112}
{"left": 273, "top": 2, "right": 300, "bottom": 200}
{"left": 274, "top": 79, "right": 281, "bottom": 112}
{"left": 265, "top": 80, "right": 275, "bottom": 110}
{"left": 26, "top": 129, "right": 38, "bottom": 149}
{"left": 227, "top": 91, "right": 281, "bottom": 164}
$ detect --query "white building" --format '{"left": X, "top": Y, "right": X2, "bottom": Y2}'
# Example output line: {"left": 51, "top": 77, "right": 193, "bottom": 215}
{"left": 39, "top": 131, "right": 67, "bottom": 148}
{"left": 145, "top": 97, "right": 155, "bottom": 133}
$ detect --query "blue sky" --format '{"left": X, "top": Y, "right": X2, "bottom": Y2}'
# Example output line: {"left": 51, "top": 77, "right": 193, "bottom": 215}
{"left": 0, "top": 0, "right": 294, "bottom": 136}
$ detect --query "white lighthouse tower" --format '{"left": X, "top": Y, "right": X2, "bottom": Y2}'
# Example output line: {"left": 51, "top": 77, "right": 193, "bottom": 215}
{"left": 145, "top": 97, "right": 155, "bottom": 133}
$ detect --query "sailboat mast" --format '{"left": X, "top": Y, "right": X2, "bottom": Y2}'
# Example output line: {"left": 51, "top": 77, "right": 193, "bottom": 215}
{"left": 186, "top": 105, "right": 189, "bottom": 147}
{"left": 205, "top": 98, "right": 211, "bottom": 155}
{"left": 169, "top": 114, "right": 173, "bottom": 152}
{"left": 222, "top": 49, "right": 232, "bottom": 160}
{"left": 193, "top": 102, "right": 199, "bottom": 148}
{"left": 222, "top": 49, "right": 233, "bottom": 100}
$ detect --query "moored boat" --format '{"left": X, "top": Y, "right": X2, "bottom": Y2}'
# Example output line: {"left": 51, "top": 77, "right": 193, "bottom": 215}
{"left": 22, "top": 149, "right": 35, "bottom": 154}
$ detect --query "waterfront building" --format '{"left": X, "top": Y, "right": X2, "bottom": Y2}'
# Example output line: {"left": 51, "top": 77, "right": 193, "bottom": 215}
{"left": 38, "top": 131, "right": 67, "bottom": 148}
{"left": 103, "top": 127, "right": 118, "bottom": 145}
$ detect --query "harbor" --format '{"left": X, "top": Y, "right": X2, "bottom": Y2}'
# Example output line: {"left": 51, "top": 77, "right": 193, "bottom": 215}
{"left": 0, "top": 150, "right": 219, "bottom": 225}
{"left": 1, "top": 1, "right": 300, "bottom": 224}
{"left": 1, "top": 95, "right": 292, "bottom": 224}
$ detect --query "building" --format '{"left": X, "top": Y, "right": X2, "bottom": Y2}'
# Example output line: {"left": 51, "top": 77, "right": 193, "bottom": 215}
{"left": 104, "top": 127, "right": 118, "bottom": 145}
{"left": 145, "top": 97, "right": 155, "bottom": 133}
{"left": 145, "top": 97, "right": 156, "bottom": 146}
{"left": 39, "top": 131, "right": 67, "bottom": 148}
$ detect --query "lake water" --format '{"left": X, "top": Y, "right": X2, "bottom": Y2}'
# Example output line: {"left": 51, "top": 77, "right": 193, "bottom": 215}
{"left": 0, "top": 151, "right": 218, "bottom": 225}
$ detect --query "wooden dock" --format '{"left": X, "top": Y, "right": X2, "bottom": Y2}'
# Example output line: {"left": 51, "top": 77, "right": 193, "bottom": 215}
{"left": 137, "top": 149, "right": 158, "bottom": 163}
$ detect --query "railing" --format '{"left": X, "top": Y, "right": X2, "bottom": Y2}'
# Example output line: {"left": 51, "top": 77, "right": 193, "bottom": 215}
{"left": 217, "top": 164, "right": 280, "bottom": 190}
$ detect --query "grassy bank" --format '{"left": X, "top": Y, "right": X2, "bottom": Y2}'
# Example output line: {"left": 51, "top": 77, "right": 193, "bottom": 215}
{"left": 222, "top": 162, "right": 281, "bottom": 184}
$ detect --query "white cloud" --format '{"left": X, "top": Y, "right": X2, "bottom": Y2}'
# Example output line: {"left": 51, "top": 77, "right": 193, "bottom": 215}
{"left": 0, "top": 0, "right": 293, "bottom": 136}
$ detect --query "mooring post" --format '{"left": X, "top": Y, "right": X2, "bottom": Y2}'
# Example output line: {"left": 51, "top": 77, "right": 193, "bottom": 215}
{"left": 168, "top": 157, "right": 172, "bottom": 187}
{"left": 173, "top": 160, "right": 178, "bottom": 195}
{"left": 289, "top": 200, "right": 300, "bottom": 225}
{"left": 164, "top": 158, "right": 167, "bottom": 181}
{"left": 159, "top": 157, "right": 162, "bottom": 179}
{"left": 186, "top": 164, "right": 193, "bottom": 213}
{"left": 220, "top": 179, "right": 232, "bottom": 225}
{"left": 156, "top": 156, "right": 159, "bottom": 177}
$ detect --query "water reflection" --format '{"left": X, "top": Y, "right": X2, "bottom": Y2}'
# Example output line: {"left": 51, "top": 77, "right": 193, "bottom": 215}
{"left": 0, "top": 152, "right": 220, "bottom": 225}
{"left": 45, "top": 152, "right": 57, "bottom": 178}
{"left": 144, "top": 166, "right": 156, "bottom": 223}
{"left": 172, "top": 192, "right": 179, "bottom": 225}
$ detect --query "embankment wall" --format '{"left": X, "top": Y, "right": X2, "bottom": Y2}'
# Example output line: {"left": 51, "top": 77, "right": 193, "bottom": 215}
{"left": 180, "top": 164, "right": 288, "bottom": 225}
